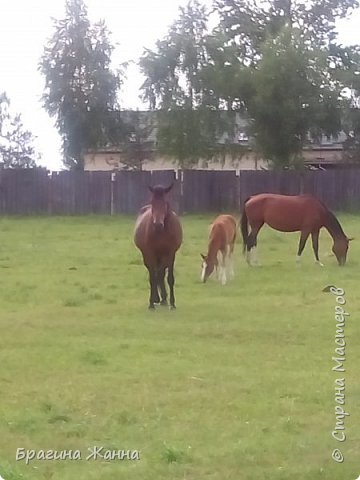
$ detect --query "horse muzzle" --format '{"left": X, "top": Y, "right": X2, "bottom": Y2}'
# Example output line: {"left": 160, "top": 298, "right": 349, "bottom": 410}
{"left": 153, "top": 221, "right": 165, "bottom": 232}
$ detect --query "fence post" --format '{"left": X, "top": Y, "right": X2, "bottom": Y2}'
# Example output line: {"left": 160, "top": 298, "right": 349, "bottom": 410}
{"left": 239, "top": 170, "right": 243, "bottom": 210}
{"left": 178, "top": 170, "right": 184, "bottom": 215}
{"left": 236, "top": 170, "right": 241, "bottom": 212}
{"left": 110, "top": 171, "right": 116, "bottom": 215}
{"left": 47, "top": 172, "right": 53, "bottom": 215}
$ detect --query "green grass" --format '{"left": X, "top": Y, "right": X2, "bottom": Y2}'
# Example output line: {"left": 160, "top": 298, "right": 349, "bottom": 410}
{"left": 0, "top": 213, "right": 359, "bottom": 480}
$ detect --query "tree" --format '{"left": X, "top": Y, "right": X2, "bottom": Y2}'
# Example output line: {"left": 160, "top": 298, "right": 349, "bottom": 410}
{"left": 140, "top": 0, "right": 360, "bottom": 168}
{"left": 213, "top": 0, "right": 360, "bottom": 167}
{"left": 140, "top": 1, "right": 242, "bottom": 164}
{"left": 333, "top": 45, "right": 360, "bottom": 161}
{"left": 246, "top": 30, "right": 343, "bottom": 167}
{"left": 215, "top": 0, "right": 359, "bottom": 63}
{"left": 0, "top": 93, "right": 39, "bottom": 168}
{"left": 39, "top": 0, "right": 125, "bottom": 169}
{"left": 141, "top": 0, "right": 208, "bottom": 110}
{"left": 119, "top": 111, "right": 157, "bottom": 171}
{"left": 141, "top": 0, "right": 360, "bottom": 168}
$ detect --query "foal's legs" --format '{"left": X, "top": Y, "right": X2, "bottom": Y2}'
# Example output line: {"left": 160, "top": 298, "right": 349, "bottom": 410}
{"left": 215, "top": 264, "right": 220, "bottom": 280}
{"left": 246, "top": 222, "right": 263, "bottom": 265}
{"left": 222, "top": 243, "right": 235, "bottom": 283}
{"left": 311, "top": 230, "right": 324, "bottom": 266}
{"left": 296, "top": 231, "right": 310, "bottom": 264}
{"left": 219, "top": 249, "right": 227, "bottom": 285}
{"left": 228, "top": 242, "right": 235, "bottom": 279}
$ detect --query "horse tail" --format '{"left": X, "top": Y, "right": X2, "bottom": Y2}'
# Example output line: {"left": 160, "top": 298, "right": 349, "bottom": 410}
{"left": 240, "top": 199, "right": 250, "bottom": 254}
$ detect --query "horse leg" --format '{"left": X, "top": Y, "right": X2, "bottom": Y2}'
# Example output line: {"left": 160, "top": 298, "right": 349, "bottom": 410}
{"left": 215, "top": 255, "right": 221, "bottom": 280}
{"left": 246, "top": 223, "right": 263, "bottom": 266}
{"left": 311, "top": 230, "right": 324, "bottom": 266}
{"left": 222, "top": 244, "right": 235, "bottom": 283}
{"left": 228, "top": 244, "right": 235, "bottom": 279}
{"left": 158, "top": 266, "right": 168, "bottom": 305}
{"left": 220, "top": 249, "right": 227, "bottom": 285}
{"left": 167, "top": 256, "right": 176, "bottom": 309}
{"left": 151, "top": 261, "right": 162, "bottom": 304}
{"left": 296, "top": 231, "right": 310, "bottom": 264}
{"left": 215, "top": 251, "right": 223, "bottom": 282}
{"left": 147, "top": 266, "right": 158, "bottom": 309}
{"left": 215, "top": 264, "right": 220, "bottom": 280}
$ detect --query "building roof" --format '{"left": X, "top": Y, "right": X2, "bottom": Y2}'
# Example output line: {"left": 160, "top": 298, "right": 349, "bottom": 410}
{"left": 87, "top": 110, "right": 348, "bottom": 156}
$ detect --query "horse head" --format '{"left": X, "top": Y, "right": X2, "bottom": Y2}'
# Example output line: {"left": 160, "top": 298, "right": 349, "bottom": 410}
{"left": 148, "top": 183, "right": 173, "bottom": 231}
{"left": 333, "top": 236, "right": 353, "bottom": 266}
{"left": 200, "top": 253, "right": 217, "bottom": 283}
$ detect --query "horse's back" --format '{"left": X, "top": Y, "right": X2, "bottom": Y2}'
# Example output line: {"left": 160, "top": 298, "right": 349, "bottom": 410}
{"left": 211, "top": 214, "right": 236, "bottom": 228}
{"left": 247, "top": 193, "right": 322, "bottom": 207}
{"left": 210, "top": 214, "right": 237, "bottom": 244}
{"left": 245, "top": 193, "right": 326, "bottom": 232}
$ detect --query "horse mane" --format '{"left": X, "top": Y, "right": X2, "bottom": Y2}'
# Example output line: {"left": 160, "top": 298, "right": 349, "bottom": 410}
{"left": 209, "top": 222, "right": 221, "bottom": 238}
{"left": 324, "top": 209, "right": 346, "bottom": 239}
{"left": 139, "top": 204, "right": 151, "bottom": 214}
{"left": 300, "top": 194, "right": 346, "bottom": 239}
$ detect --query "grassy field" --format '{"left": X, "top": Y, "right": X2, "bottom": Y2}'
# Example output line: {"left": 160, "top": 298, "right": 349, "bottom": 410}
{"left": 0, "top": 213, "right": 359, "bottom": 480}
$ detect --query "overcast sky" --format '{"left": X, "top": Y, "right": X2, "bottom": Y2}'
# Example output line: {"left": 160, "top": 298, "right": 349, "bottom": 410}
{"left": 1, "top": 0, "right": 359, "bottom": 170}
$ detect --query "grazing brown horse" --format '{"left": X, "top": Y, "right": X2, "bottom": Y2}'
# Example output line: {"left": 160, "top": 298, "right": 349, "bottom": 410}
{"left": 201, "top": 214, "right": 237, "bottom": 284}
{"left": 241, "top": 193, "right": 352, "bottom": 266}
{"left": 134, "top": 183, "right": 182, "bottom": 309}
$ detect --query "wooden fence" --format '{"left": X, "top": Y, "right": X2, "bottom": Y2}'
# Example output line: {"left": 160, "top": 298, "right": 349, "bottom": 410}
{"left": 239, "top": 170, "right": 360, "bottom": 211}
{"left": 0, "top": 168, "right": 360, "bottom": 215}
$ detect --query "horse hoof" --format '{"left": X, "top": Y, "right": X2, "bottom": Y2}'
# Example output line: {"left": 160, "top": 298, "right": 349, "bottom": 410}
{"left": 160, "top": 300, "right": 168, "bottom": 306}
{"left": 169, "top": 305, "right": 176, "bottom": 310}
{"left": 148, "top": 304, "right": 155, "bottom": 310}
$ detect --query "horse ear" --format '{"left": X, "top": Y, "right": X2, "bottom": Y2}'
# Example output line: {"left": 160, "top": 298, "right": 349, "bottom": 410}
{"left": 164, "top": 183, "right": 174, "bottom": 194}
{"left": 148, "top": 185, "right": 154, "bottom": 193}
{"left": 200, "top": 254, "right": 206, "bottom": 260}
{"left": 348, "top": 237, "right": 354, "bottom": 242}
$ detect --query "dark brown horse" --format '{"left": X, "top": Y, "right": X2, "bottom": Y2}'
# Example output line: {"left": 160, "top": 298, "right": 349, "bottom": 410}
{"left": 134, "top": 183, "right": 182, "bottom": 309}
{"left": 241, "top": 193, "right": 352, "bottom": 266}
